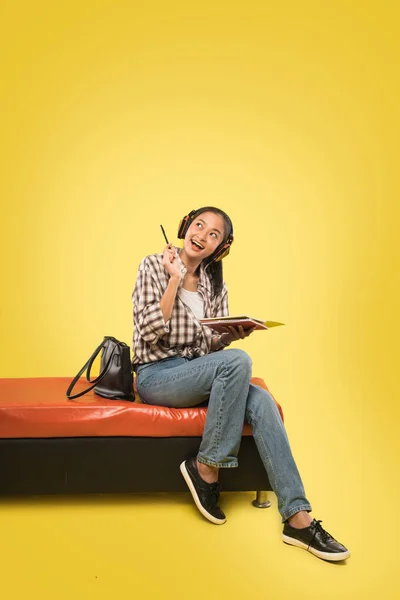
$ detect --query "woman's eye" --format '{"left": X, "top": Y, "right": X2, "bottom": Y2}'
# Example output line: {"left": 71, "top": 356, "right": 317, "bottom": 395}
{"left": 196, "top": 223, "right": 202, "bottom": 228}
{"left": 210, "top": 232, "right": 217, "bottom": 238}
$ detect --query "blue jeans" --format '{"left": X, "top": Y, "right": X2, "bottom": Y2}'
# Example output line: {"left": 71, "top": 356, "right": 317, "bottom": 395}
{"left": 135, "top": 349, "right": 312, "bottom": 522}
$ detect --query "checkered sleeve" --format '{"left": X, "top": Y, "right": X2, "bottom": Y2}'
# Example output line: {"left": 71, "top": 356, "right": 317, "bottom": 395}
{"left": 132, "top": 261, "right": 170, "bottom": 346}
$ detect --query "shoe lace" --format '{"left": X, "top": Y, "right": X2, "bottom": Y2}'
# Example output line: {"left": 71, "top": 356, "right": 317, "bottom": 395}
{"left": 309, "top": 520, "right": 333, "bottom": 548}
{"left": 208, "top": 482, "right": 221, "bottom": 507}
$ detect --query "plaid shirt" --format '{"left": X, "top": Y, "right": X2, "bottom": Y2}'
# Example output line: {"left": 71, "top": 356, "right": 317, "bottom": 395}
{"left": 131, "top": 246, "right": 229, "bottom": 367}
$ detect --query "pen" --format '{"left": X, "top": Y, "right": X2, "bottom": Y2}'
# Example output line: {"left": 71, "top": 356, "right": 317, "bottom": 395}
{"left": 161, "top": 224, "right": 180, "bottom": 263}
{"left": 160, "top": 224, "right": 169, "bottom": 245}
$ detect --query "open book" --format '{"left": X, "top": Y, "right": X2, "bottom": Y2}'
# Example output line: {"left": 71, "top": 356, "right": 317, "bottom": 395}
{"left": 200, "top": 316, "right": 285, "bottom": 332}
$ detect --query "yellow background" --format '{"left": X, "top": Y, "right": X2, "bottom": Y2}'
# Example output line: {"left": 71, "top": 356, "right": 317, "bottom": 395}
{"left": 1, "top": 1, "right": 399, "bottom": 598}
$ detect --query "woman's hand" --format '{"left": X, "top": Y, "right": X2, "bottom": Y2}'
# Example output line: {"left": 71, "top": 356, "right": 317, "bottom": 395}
{"left": 162, "top": 244, "right": 183, "bottom": 281}
{"left": 219, "top": 325, "right": 256, "bottom": 346}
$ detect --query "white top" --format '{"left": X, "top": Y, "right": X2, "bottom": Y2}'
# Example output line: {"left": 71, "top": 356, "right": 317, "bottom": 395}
{"left": 178, "top": 288, "right": 205, "bottom": 320}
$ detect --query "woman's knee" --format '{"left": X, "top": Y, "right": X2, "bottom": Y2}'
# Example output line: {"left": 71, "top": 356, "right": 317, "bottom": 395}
{"left": 247, "top": 387, "right": 279, "bottom": 421}
{"left": 222, "top": 348, "right": 252, "bottom": 375}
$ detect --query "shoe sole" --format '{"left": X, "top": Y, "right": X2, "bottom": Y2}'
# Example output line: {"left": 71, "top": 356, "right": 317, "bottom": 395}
{"left": 282, "top": 534, "right": 350, "bottom": 561}
{"left": 180, "top": 460, "right": 227, "bottom": 525}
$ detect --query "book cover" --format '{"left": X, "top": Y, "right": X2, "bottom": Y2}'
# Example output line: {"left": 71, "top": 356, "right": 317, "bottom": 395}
{"left": 200, "top": 316, "right": 285, "bottom": 332}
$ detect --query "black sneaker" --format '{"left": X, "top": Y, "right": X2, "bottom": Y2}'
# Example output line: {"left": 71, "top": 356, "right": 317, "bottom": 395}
{"left": 180, "top": 457, "right": 226, "bottom": 525}
{"left": 282, "top": 519, "right": 350, "bottom": 561}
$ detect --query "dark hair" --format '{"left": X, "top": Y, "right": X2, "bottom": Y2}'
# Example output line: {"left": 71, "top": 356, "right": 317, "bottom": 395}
{"left": 191, "top": 206, "right": 234, "bottom": 298}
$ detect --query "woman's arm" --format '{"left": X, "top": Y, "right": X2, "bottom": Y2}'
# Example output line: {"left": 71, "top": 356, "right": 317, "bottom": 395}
{"left": 160, "top": 275, "right": 181, "bottom": 323}
{"left": 133, "top": 267, "right": 170, "bottom": 346}
{"left": 133, "top": 246, "right": 184, "bottom": 347}
{"left": 159, "top": 243, "right": 184, "bottom": 322}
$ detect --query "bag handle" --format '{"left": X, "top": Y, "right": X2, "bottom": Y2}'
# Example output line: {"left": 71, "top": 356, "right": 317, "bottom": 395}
{"left": 66, "top": 339, "right": 119, "bottom": 400}
{"left": 86, "top": 336, "right": 124, "bottom": 382}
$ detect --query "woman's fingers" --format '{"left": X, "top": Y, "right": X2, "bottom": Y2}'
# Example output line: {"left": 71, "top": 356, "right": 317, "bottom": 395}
{"left": 244, "top": 326, "right": 256, "bottom": 337}
{"left": 237, "top": 325, "right": 247, "bottom": 339}
{"left": 227, "top": 326, "right": 241, "bottom": 340}
{"left": 219, "top": 325, "right": 256, "bottom": 342}
{"left": 162, "top": 244, "right": 183, "bottom": 280}
{"left": 163, "top": 244, "right": 176, "bottom": 263}
{"left": 219, "top": 327, "right": 234, "bottom": 341}
{"left": 230, "top": 326, "right": 248, "bottom": 339}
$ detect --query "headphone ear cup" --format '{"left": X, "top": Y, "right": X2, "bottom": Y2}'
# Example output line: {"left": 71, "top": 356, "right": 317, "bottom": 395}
{"left": 211, "top": 232, "right": 234, "bottom": 262}
{"left": 177, "top": 218, "right": 185, "bottom": 239}
{"left": 177, "top": 210, "right": 197, "bottom": 239}
{"left": 212, "top": 244, "right": 231, "bottom": 262}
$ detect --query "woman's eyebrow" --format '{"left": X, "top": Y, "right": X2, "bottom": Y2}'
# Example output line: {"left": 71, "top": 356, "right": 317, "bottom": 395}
{"left": 197, "top": 218, "right": 222, "bottom": 235}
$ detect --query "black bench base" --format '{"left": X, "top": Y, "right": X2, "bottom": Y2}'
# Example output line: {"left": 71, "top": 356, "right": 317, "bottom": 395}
{"left": 0, "top": 436, "right": 272, "bottom": 496}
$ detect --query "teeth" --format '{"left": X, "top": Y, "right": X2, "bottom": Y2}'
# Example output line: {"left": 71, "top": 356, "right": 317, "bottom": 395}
{"left": 192, "top": 240, "right": 204, "bottom": 249}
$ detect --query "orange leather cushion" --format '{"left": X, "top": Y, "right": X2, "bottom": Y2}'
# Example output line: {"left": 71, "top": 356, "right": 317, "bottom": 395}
{"left": 0, "top": 377, "right": 283, "bottom": 439}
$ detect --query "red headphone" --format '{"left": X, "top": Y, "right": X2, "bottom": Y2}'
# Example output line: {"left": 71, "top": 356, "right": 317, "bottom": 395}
{"left": 177, "top": 209, "right": 234, "bottom": 262}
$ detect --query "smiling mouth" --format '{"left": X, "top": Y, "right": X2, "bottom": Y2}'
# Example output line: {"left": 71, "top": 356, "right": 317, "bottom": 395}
{"left": 191, "top": 239, "right": 204, "bottom": 251}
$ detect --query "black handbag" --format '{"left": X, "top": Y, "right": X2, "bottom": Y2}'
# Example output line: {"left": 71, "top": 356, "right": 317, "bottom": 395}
{"left": 66, "top": 336, "right": 135, "bottom": 401}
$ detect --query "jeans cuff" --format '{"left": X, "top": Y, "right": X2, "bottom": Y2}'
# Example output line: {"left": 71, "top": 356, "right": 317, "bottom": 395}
{"left": 197, "top": 455, "right": 238, "bottom": 469}
{"left": 281, "top": 504, "right": 313, "bottom": 523}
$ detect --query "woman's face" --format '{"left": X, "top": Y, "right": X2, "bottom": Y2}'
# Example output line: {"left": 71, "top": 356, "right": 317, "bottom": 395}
{"left": 184, "top": 211, "right": 226, "bottom": 261}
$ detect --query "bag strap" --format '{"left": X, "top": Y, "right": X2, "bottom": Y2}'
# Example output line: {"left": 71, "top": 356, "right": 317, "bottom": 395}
{"left": 86, "top": 336, "right": 124, "bottom": 382}
{"left": 66, "top": 339, "right": 119, "bottom": 400}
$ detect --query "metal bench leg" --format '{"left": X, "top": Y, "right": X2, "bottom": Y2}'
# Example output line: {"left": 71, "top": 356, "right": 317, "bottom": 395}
{"left": 252, "top": 490, "right": 271, "bottom": 508}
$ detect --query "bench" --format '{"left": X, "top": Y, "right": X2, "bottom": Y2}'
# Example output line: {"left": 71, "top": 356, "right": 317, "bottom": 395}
{"left": 0, "top": 376, "right": 284, "bottom": 508}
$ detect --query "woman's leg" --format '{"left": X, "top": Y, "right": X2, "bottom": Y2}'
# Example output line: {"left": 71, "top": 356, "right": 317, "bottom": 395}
{"left": 245, "top": 383, "right": 312, "bottom": 523}
{"left": 136, "top": 351, "right": 350, "bottom": 559}
{"left": 136, "top": 349, "right": 252, "bottom": 468}
{"left": 137, "top": 350, "right": 311, "bottom": 518}
{"left": 136, "top": 348, "right": 252, "bottom": 524}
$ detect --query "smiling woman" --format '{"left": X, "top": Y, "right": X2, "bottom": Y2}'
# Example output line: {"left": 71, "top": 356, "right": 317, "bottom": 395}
{"left": 130, "top": 206, "right": 350, "bottom": 561}
{"left": 180, "top": 212, "right": 226, "bottom": 287}
{"left": 177, "top": 207, "right": 234, "bottom": 296}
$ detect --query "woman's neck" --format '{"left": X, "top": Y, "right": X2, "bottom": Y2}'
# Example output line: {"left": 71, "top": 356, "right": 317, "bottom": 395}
{"left": 179, "top": 248, "right": 202, "bottom": 276}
